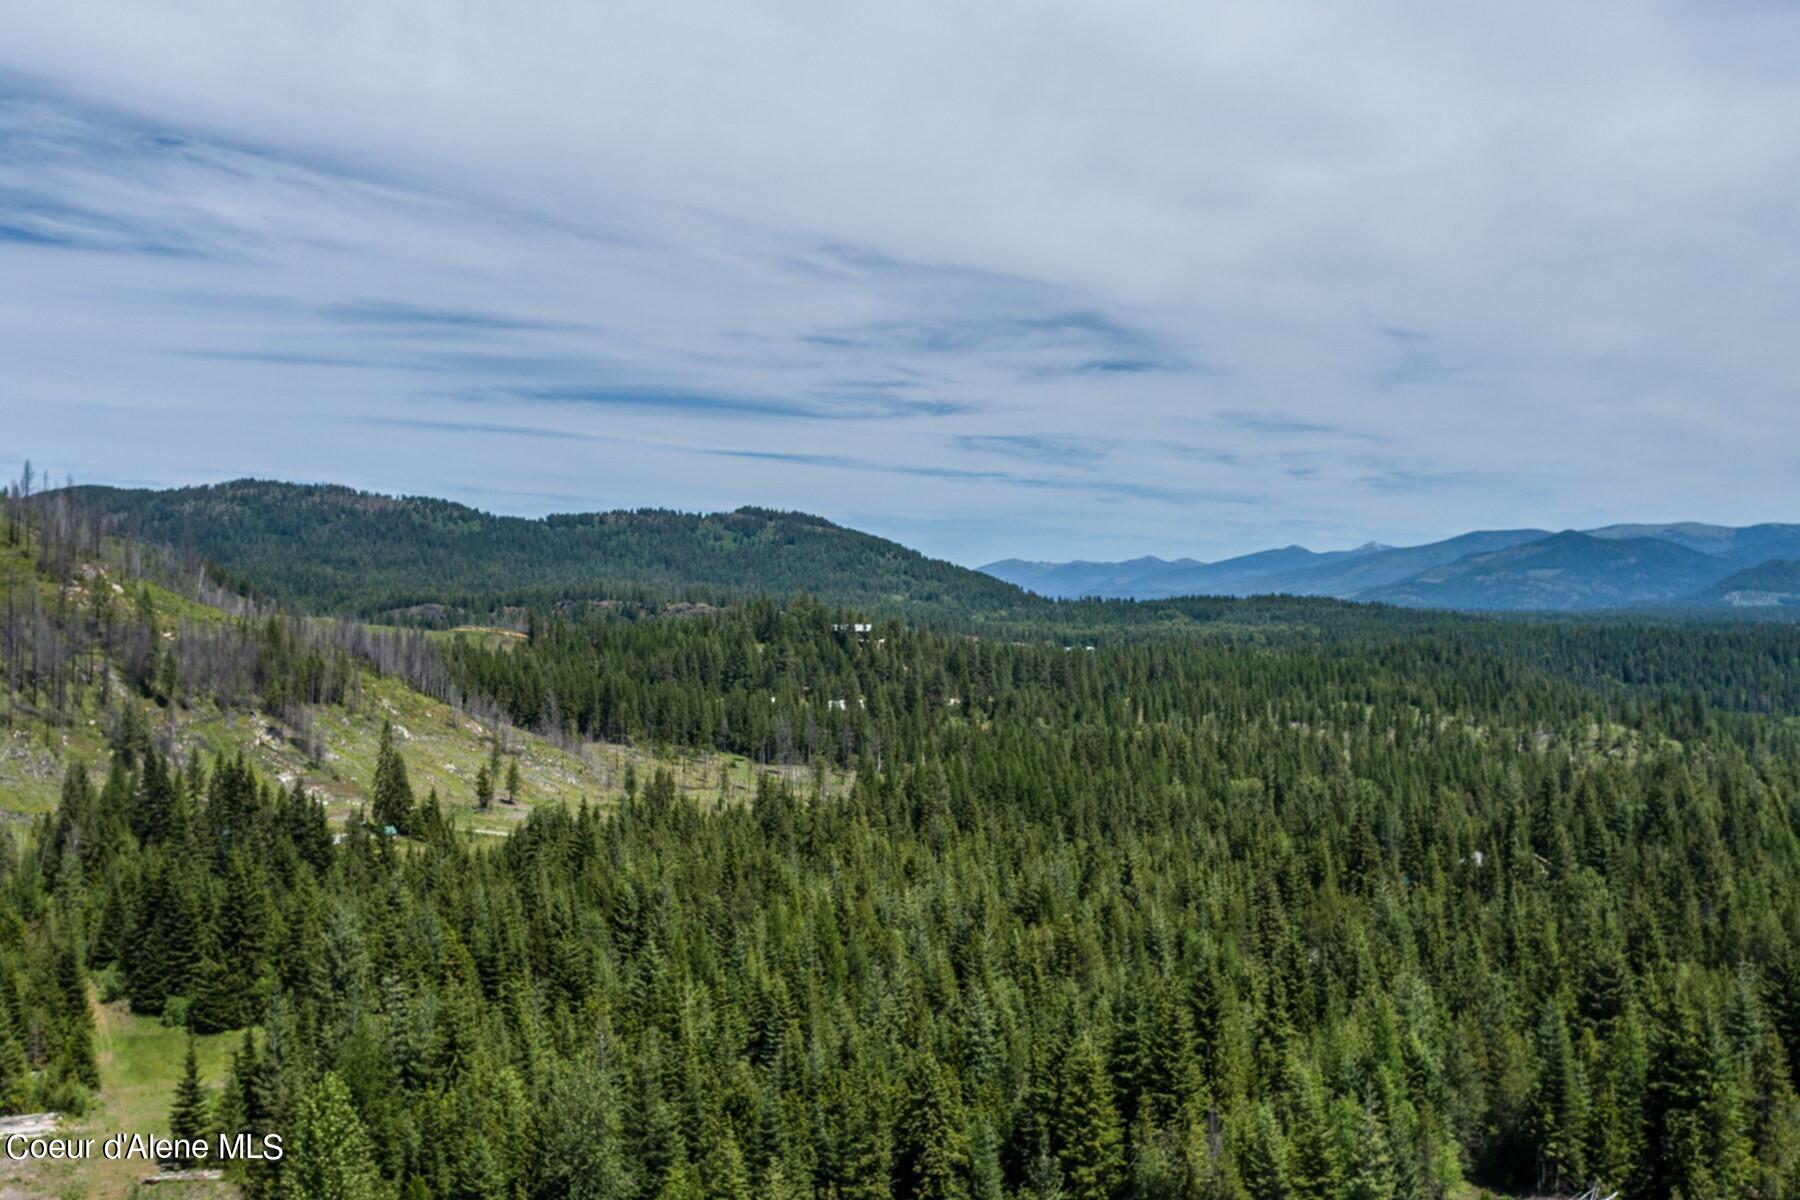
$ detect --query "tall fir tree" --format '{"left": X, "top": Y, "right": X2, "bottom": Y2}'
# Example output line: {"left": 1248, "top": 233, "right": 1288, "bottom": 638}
{"left": 370, "top": 720, "right": 414, "bottom": 833}
{"left": 1053, "top": 1034, "right": 1126, "bottom": 1200}
{"left": 895, "top": 1052, "right": 972, "bottom": 1200}
{"left": 1527, "top": 1000, "right": 1588, "bottom": 1194}
{"left": 279, "top": 1072, "right": 384, "bottom": 1200}
{"left": 168, "top": 1035, "right": 210, "bottom": 1168}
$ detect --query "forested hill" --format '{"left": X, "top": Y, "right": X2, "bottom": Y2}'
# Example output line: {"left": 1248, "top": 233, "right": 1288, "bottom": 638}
{"left": 8, "top": 477, "right": 1800, "bottom": 1197}
{"left": 66, "top": 479, "right": 1032, "bottom": 623}
{"left": 57, "top": 480, "right": 1461, "bottom": 638}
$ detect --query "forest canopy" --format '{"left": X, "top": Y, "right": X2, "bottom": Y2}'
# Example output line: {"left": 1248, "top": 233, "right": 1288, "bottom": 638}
{"left": 1, "top": 477, "right": 1797, "bottom": 1199}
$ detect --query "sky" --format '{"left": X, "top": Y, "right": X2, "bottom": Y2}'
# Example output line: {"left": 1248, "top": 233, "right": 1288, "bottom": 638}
{"left": 3, "top": 2, "right": 1799, "bottom": 566}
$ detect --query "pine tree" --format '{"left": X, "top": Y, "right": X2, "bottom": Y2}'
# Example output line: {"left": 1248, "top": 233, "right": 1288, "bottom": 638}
{"left": 699, "top": 1122, "right": 752, "bottom": 1200}
{"left": 656, "top": 1160, "right": 705, "bottom": 1200}
{"left": 216, "top": 1029, "right": 264, "bottom": 1145}
{"left": 1528, "top": 999, "right": 1588, "bottom": 1193}
{"left": 1639, "top": 975, "right": 1757, "bottom": 1200}
{"left": 279, "top": 1072, "right": 384, "bottom": 1200}
{"left": 838, "top": 1078, "right": 893, "bottom": 1200}
{"left": 1337, "top": 1099, "right": 1396, "bottom": 1200}
{"left": 1237, "top": 1103, "right": 1289, "bottom": 1200}
{"left": 762, "top": 1156, "right": 808, "bottom": 1200}
{"left": 188, "top": 949, "right": 238, "bottom": 1035}
{"left": 370, "top": 720, "right": 414, "bottom": 833}
{"left": 1285, "top": 1079, "right": 1339, "bottom": 1200}
{"left": 132, "top": 746, "right": 176, "bottom": 845}
{"left": 475, "top": 764, "right": 494, "bottom": 812}
{"left": 536, "top": 1057, "right": 636, "bottom": 1199}
{"left": 1053, "top": 1034, "right": 1125, "bottom": 1200}
{"left": 895, "top": 1052, "right": 971, "bottom": 1200}
{"left": 0, "top": 1003, "right": 32, "bottom": 1113}
{"left": 505, "top": 758, "right": 521, "bottom": 804}
{"left": 54, "top": 939, "right": 97, "bottom": 1089}
{"left": 168, "top": 1035, "right": 210, "bottom": 1168}
{"left": 969, "top": 1116, "right": 1005, "bottom": 1200}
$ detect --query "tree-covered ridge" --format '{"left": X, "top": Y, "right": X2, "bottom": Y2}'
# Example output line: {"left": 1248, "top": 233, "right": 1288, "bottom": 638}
{"left": 434, "top": 599, "right": 1800, "bottom": 778}
{"left": 65, "top": 479, "right": 1034, "bottom": 623}
{"left": 1704, "top": 559, "right": 1800, "bottom": 607}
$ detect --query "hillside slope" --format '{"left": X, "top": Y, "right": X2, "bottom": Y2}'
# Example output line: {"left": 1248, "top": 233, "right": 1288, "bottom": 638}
{"left": 981, "top": 543, "right": 1384, "bottom": 599}
{"left": 984, "top": 531, "right": 1557, "bottom": 601}
{"left": 69, "top": 480, "right": 1031, "bottom": 622}
{"left": 0, "top": 523, "right": 813, "bottom": 833}
{"left": 1265, "top": 528, "right": 1552, "bottom": 597}
{"left": 1361, "top": 530, "right": 1727, "bottom": 610}
{"left": 1699, "top": 559, "right": 1800, "bottom": 607}
{"left": 1586, "top": 521, "right": 1800, "bottom": 565}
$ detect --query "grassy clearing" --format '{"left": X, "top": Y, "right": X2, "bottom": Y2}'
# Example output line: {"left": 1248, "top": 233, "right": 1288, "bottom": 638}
{"left": 0, "top": 999, "right": 239, "bottom": 1199}
{"left": 1, "top": 665, "right": 849, "bottom": 835}
{"left": 0, "top": 710, "right": 111, "bottom": 818}
{"left": 0, "top": 533, "right": 851, "bottom": 831}
{"left": 176, "top": 672, "right": 839, "bottom": 834}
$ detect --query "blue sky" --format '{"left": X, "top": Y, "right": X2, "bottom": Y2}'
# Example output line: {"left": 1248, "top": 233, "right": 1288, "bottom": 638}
{"left": 4, "top": 2, "right": 1799, "bottom": 565}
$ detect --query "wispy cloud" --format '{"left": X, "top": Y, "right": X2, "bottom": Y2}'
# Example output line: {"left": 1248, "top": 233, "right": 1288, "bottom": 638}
{"left": 324, "top": 300, "right": 584, "bottom": 334}
{"left": 1356, "top": 467, "right": 1486, "bottom": 494}
{"left": 954, "top": 435, "right": 1106, "bottom": 465}
{"left": 351, "top": 416, "right": 618, "bottom": 442}
{"left": 705, "top": 446, "right": 1246, "bottom": 506}
{"left": 1217, "top": 411, "right": 1356, "bottom": 437}
{"left": 481, "top": 383, "right": 967, "bottom": 421}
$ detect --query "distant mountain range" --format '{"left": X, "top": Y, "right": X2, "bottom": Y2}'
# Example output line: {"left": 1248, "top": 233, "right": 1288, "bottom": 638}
{"left": 982, "top": 523, "right": 1800, "bottom": 611}
{"left": 55, "top": 480, "right": 1800, "bottom": 617}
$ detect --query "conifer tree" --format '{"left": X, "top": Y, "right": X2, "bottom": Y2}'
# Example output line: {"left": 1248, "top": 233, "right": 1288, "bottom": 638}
{"left": 1053, "top": 1034, "right": 1126, "bottom": 1200}
{"left": 895, "top": 1052, "right": 972, "bottom": 1200}
{"left": 370, "top": 720, "right": 413, "bottom": 833}
{"left": 279, "top": 1072, "right": 384, "bottom": 1200}
{"left": 699, "top": 1122, "right": 752, "bottom": 1200}
{"left": 0, "top": 1003, "right": 31, "bottom": 1114}
{"left": 1528, "top": 1000, "right": 1588, "bottom": 1193}
{"left": 1285, "top": 1077, "right": 1340, "bottom": 1200}
{"left": 838, "top": 1079, "right": 894, "bottom": 1200}
{"left": 188, "top": 949, "right": 237, "bottom": 1035}
{"left": 53, "top": 939, "right": 97, "bottom": 1089}
{"left": 1237, "top": 1103, "right": 1289, "bottom": 1200}
{"left": 536, "top": 1057, "right": 636, "bottom": 1199}
{"left": 168, "top": 1035, "right": 210, "bottom": 1168}
{"left": 1337, "top": 1099, "right": 1396, "bottom": 1200}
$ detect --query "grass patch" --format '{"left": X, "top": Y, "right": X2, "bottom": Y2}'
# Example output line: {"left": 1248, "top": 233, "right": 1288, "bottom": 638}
{"left": 1, "top": 667, "right": 850, "bottom": 835}
{"left": 0, "top": 999, "right": 240, "bottom": 1199}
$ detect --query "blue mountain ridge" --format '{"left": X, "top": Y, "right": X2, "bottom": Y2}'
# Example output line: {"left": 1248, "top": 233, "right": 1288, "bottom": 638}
{"left": 981, "top": 523, "right": 1800, "bottom": 611}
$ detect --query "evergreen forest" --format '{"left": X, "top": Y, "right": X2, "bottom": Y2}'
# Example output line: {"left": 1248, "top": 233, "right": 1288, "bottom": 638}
{"left": 1, "top": 478, "right": 1797, "bottom": 1199}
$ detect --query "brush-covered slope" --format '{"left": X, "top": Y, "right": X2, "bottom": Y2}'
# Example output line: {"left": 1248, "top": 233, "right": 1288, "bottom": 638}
{"left": 69, "top": 480, "right": 1030, "bottom": 621}
{"left": 1361, "top": 530, "right": 1727, "bottom": 610}
{"left": 1699, "top": 559, "right": 1800, "bottom": 607}
{"left": 0, "top": 518, "right": 807, "bottom": 830}
{"left": 1586, "top": 521, "right": 1800, "bottom": 565}
{"left": 1265, "top": 529, "right": 1552, "bottom": 597}
{"left": 982, "top": 543, "right": 1384, "bottom": 599}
